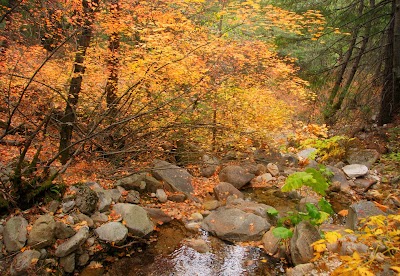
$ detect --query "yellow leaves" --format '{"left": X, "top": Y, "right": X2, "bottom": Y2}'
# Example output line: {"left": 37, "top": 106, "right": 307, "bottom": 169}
{"left": 325, "top": 231, "right": 342, "bottom": 244}
{"left": 391, "top": 266, "right": 400, "bottom": 273}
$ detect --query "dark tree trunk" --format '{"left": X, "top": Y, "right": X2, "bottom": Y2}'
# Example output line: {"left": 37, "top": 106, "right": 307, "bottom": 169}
{"left": 59, "top": 0, "right": 99, "bottom": 164}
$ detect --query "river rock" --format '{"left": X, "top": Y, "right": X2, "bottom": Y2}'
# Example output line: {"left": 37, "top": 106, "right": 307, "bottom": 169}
{"left": 327, "top": 165, "right": 351, "bottom": 190}
{"left": 156, "top": 189, "right": 168, "bottom": 203}
{"left": 95, "top": 189, "right": 112, "bottom": 212}
{"left": 218, "top": 165, "right": 255, "bottom": 189}
{"left": 297, "top": 148, "right": 317, "bottom": 160}
{"left": 201, "top": 207, "right": 270, "bottom": 242}
{"left": 76, "top": 213, "right": 94, "bottom": 228}
{"left": 143, "top": 174, "right": 163, "bottom": 193}
{"left": 113, "top": 203, "right": 154, "bottom": 237}
{"left": 55, "top": 221, "right": 76, "bottom": 239}
{"left": 91, "top": 212, "right": 109, "bottom": 225}
{"left": 200, "top": 154, "right": 220, "bottom": 178}
{"left": 115, "top": 174, "right": 146, "bottom": 191}
{"left": 125, "top": 190, "right": 140, "bottom": 204}
{"left": 27, "top": 214, "right": 56, "bottom": 249}
{"left": 109, "top": 188, "right": 122, "bottom": 202}
{"left": 346, "top": 201, "right": 385, "bottom": 230}
{"left": 214, "top": 182, "right": 244, "bottom": 201}
{"left": 227, "top": 199, "right": 275, "bottom": 220}
{"left": 346, "top": 149, "right": 380, "bottom": 168}
{"left": 251, "top": 173, "right": 273, "bottom": 187}
{"left": 262, "top": 229, "right": 281, "bottom": 256}
{"left": 55, "top": 226, "right": 90, "bottom": 257}
{"left": 168, "top": 193, "right": 186, "bottom": 202}
{"left": 286, "top": 263, "right": 315, "bottom": 276}
{"left": 60, "top": 253, "right": 75, "bottom": 273}
{"left": 185, "top": 238, "right": 210, "bottom": 253}
{"left": 62, "top": 200, "right": 75, "bottom": 213}
{"left": 342, "top": 164, "right": 368, "bottom": 178}
{"left": 203, "top": 200, "right": 220, "bottom": 210}
{"left": 4, "top": 216, "right": 28, "bottom": 252}
{"left": 10, "top": 250, "right": 40, "bottom": 276}
{"left": 144, "top": 208, "right": 173, "bottom": 224}
{"left": 75, "top": 185, "right": 99, "bottom": 215}
{"left": 95, "top": 222, "right": 128, "bottom": 243}
{"left": 152, "top": 160, "right": 194, "bottom": 194}
{"left": 266, "top": 163, "right": 279, "bottom": 176}
{"left": 290, "top": 221, "right": 321, "bottom": 265}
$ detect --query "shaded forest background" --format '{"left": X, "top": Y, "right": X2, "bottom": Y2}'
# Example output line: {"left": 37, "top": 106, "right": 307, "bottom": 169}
{"left": 0, "top": 0, "right": 399, "bottom": 210}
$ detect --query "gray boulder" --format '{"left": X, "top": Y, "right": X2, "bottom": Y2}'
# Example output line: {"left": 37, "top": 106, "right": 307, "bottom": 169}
{"left": 227, "top": 199, "right": 276, "bottom": 221}
{"left": 201, "top": 207, "right": 270, "bottom": 242}
{"left": 342, "top": 164, "right": 368, "bottom": 178}
{"left": 10, "top": 250, "right": 41, "bottom": 276}
{"left": 95, "top": 189, "right": 112, "bottom": 212}
{"left": 346, "top": 149, "right": 380, "bottom": 168}
{"left": 95, "top": 222, "right": 128, "bottom": 244}
{"left": 113, "top": 203, "right": 154, "bottom": 237}
{"left": 290, "top": 221, "right": 321, "bottom": 265}
{"left": 27, "top": 215, "right": 56, "bottom": 249}
{"left": 266, "top": 163, "right": 280, "bottom": 176}
{"left": 143, "top": 174, "right": 163, "bottom": 193}
{"left": 218, "top": 165, "right": 255, "bottom": 189}
{"left": 55, "top": 221, "right": 76, "bottom": 239}
{"left": 213, "top": 182, "right": 244, "bottom": 201}
{"left": 156, "top": 189, "right": 168, "bottom": 203}
{"left": 152, "top": 160, "right": 194, "bottom": 194}
{"left": 262, "top": 229, "right": 281, "bottom": 256}
{"left": 115, "top": 174, "right": 146, "bottom": 191}
{"left": 60, "top": 253, "right": 75, "bottom": 273}
{"left": 346, "top": 201, "right": 385, "bottom": 230}
{"left": 144, "top": 208, "right": 173, "bottom": 225}
{"left": 200, "top": 154, "right": 220, "bottom": 178}
{"left": 75, "top": 185, "right": 99, "bottom": 215}
{"left": 55, "top": 226, "right": 90, "bottom": 257}
{"left": 4, "top": 216, "right": 28, "bottom": 252}
{"left": 125, "top": 190, "right": 140, "bottom": 204}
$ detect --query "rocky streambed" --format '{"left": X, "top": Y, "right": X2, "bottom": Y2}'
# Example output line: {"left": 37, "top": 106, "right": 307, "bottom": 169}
{"left": 0, "top": 148, "right": 398, "bottom": 275}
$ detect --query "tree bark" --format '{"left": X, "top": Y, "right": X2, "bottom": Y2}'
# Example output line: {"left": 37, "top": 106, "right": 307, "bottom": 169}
{"left": 59, "top": 0, "right": 99, "bottom": 164}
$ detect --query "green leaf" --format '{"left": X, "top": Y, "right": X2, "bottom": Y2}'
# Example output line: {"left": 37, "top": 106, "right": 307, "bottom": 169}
{"left": 282, "top": 171, "right": 315, "bottom": 192}
{"left": 315, "top": 211, "right": 330, "bottom": 224}
{"left": 272, "top": 227, "right": 293, "bottom": 239}
{"left": 304, "top": 168, "right": 329, "bottom": 195}
{"left": 267, "top": 207, "right": 279, "bottom": 216}
{"left": 318, "top": 197, "right": 334, "bottom": 215}
{"left": 305, "top": 203, "right": 321, "bottom": 220}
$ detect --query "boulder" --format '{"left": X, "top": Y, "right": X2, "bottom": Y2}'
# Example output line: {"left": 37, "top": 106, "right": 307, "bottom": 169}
{"left": 60, "top": 253, "right": 75, "bottom": 273}
{"left": 55, "top": 226, "right": 90, "bottom": 257}
{"left": 4, "top": 216, "right": 28, "bottom": 252}
{"left": 266, "top": 163, "right": 279, "bottom": 176}
{"left": 262, "top": 229, "right": 281, "bottom": 256}
{"left": 115, "top": 174, "right": 146, "bottom": 191}
{"left": 218, "top": 165, "right": 255, "bottom": 189}
{"left": 95, "top": 222, "right": 128, "bottom": 244}
{"left": 213, "top": 182, "right": 244, "bottom": 201}
{"left": 113, "top": 203, "right": 154, "bottom": 237}
{"left": 91, "top": 212, "right": 109, "bottom": 226}
{"left": 251, "top": 173, "right": 273, "bottom": 187}
{"left": 125, "top": 190, "right": 140, "bottom": 204}
{"left": 342, "top": 164, "right": 368, "bottom": 178}
{"left": 167, "top": 193, "right": 186, "bottom": 202}
{"left": 185, "top": 238, "right": 210, "bottom": 253}
{"left": 152, "top": 160, "right": 194, "bottom": 194}
{"left": 297, "top": 148, "right": 317, "bottom": 160}
{"left": 10, "top": 250, "right": 40, "bottom": 276}
{"left": 346, "top": 149, "right": 380, "bottom": 168}
{"left": 346, "top": 201, "right": 385, "bottom": 230}
{"left": 144, "top": 208, "right": 173, "bottom": 225}
{"left": 95, "top": 189, "right": 112, "bottom": 212}
{"left": 290, "top": 221, "right": 321, "bottom": 265}
{"left": 109, "top": 189, "right": 122, "bottom": 202}
{"left": 75, "top": 185, "right": 99, "bottom": 215}
{"left": 200, "top": 154, "right": 220, "bottom": 178}
{"left": 76, "top": 213, "right": 94, "bottom": 228}
{"left": 55, "top": 221, "right": 76, "bottom": 239}
{"left": 143, "top": 174, "right": 163, "bottom": 193}
{"left": 327, "top": 165, "right": 351, "bottom": 191}
{"left": 201, "top": 207, "right": 270, "bottom": 242}
{"left": 227, "top": 200, "right": 275, "bottom": 220}
{"left": 27, "top": 215, "right": 56, "bottom": 249}
{"left": 156, "top": 189, "right": 168, "bottom": 203}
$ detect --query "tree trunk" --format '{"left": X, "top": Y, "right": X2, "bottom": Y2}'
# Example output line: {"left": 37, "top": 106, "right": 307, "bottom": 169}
{"left": 105, "top": 0, "right": 120, "bottom": 114}
{"left": 378, "top": 0, "right": 400, "bottom": 125}
{"left": 59, "top": 0, "right": 99, "bottom": 164}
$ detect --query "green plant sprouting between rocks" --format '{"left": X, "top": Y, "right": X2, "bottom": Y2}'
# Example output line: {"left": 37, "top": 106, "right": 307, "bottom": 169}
{"left": 301, "top": 135, "right": 352, "bottom": 162}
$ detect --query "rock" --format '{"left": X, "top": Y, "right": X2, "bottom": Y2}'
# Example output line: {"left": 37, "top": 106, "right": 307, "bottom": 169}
{"left": 286, "top": 263, "right": 315, "bottom": 276}
{"left": 10, "top": 250, "right": 40, "bottom": 276}
{"left": 55, "top": 226, "right": 90, "bottom": 257}
{"left": 213, "top": 182, "right": 244, "bottom": 201}
{"left": 125, "top": 190, "right": 140, "bottom": 204}
{"left": 353, "top": 178, "right": 377, "bottom": 191}
{"left": 60, "top": 253, "right": 75, "bottom": 273}
{"left": 227, "top": 200, "right": 276, "bottom": 220}
{"left": 144, "top": 208, "right": 173, "bottom": 225}
{"left": 109, "top": 189, "right": 122, "bottom": 202}
{"left": 47, "top": 200, "right": 60, "bottom": 213}
{"left": 298, "top": 196, "right": 319, "bottom": 213}
{"left": 297, "top": 148, "right": 317, "bottom": 160}
{"left": 266, "top": 163, "right": 279, "bottom": 176}
{"left": 346, "top": 201, "right": 385, "bottom": 230}
{"left": 115, "top": 174, "right": 146, "bottom": 191}
{"left": 91, "top": 212, "right": 109, "bottom": 225}
{"left": 185, "top": 238, "right": 210, "bottom": 253}
{"left": 346, "top": 149, "right": 380, "bottom": 168}
{"left": 4, "top": 216, "right": 28, "bottom": 252}
{"left": 143, "top": 174, "right": 163, "bottom": 193}
{"left": 185, "top": 221, "right": 201, "bottom": 232}
{"left": 262, "top": 229, "right": 281, "bottom": 256}
{"left": 96, "top": 189, "right": 112, "bottom": 212}
{"left": 200, "top": 154, "right": 220, "bottom": 177}
{"left": 55, "top": 221, "right": 76, "bottom": 239}
{"left": 201, "top": 207, "right": 270, "bottom": 242}
{"left": 218, "top": 165, "right": 255, "bottom": 189}
{"left": 281, "top": 153, "right": 299, "bottom": 167}
{"left": 190, "top": 212, "right": 203, "bottom": 222}
{"left": 27, "top": 215, "right": 56, "bottom": 249}
{"left": 76, "top": 214, "right": 94, "bottom": 228}
{"left": 167, "top": 193, "right": 186, "bottom": 202}
{"left": 327, "top": 190, "right": 354, "bottom": 214}
{"left": 62, "top": 200, "right": 75, "bottom": 213}
{"left": 290, "top": 221, "right": 321, "bottom": 265}
{"left": 75, "top": 185, "right": 99, "bottom": 215}
{"left": 95, "top": 222, "right": 128, "bottom": 244}
{"left": 113, "top": 203, "right": 154, "bottom": 237}
{"left": 78, "top": 252, "right": 90, "bottom": 266}
{"left": 156, "top": 189, "right": 168, "bottom": 203}
{"left": 152, "top": 160, "right": 194, "bottom": 194}
{"left": 342, "top": 164, "right": 368, "bottom": 178}
{"left": 203, "top": 200, "right": 220, "bottom": 211}
{"left": 251, "top": 173, "right": 273, "bottom": 187}
{"left": 327, "top": 165, "right": 351, "bottom": 191}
